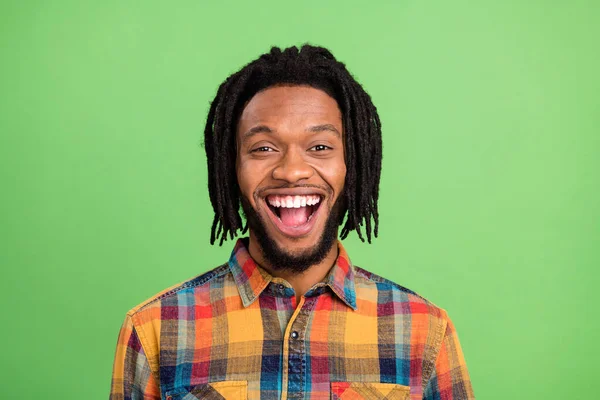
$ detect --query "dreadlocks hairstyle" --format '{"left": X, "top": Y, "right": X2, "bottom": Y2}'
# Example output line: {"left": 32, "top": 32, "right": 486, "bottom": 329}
{"left": 204, "top": 44, "right": 382, "bottom": 246}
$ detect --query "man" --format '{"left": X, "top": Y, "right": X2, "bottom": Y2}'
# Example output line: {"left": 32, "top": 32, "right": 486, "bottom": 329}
{"left": 110, "top": 45, "right": 474, "bottom": 399}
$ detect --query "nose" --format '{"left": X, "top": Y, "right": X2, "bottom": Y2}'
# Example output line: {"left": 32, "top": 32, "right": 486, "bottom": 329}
{"left": 272, "top": 148, "right": 314, "bottom": 183}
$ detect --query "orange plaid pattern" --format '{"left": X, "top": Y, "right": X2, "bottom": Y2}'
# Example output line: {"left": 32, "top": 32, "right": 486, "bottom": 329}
{"left": 110, "top": 239, "right": 474, "bottom": 399}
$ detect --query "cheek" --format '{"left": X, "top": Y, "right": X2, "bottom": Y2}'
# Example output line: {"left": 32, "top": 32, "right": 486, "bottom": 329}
{"left": 335, "top": 164, "right": 347, "bottom": 193}
{"left": 236, "top": 159, "right": 267, "bottom": 203}
{"left": 236, "top": 160, "right": 253, "bottom": 198}
{"left": 318, "top": 161, "right": 347, "bottom": 195}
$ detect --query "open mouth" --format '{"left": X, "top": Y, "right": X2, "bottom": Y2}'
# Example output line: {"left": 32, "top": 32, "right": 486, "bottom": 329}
{"left": 264, "top": 194, "right": 323, "bottom": 231}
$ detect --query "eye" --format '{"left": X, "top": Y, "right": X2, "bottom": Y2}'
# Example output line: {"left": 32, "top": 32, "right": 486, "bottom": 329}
{"left": 310, "top": 144, "right": 332, "bottom": 151}
{"left": 251, "top": 146, "right": 275, "bottom": 152}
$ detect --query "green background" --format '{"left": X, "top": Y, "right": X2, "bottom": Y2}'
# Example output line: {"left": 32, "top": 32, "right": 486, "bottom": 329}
{"left": 1, "top": 1, "right": 598, "bottom": 399}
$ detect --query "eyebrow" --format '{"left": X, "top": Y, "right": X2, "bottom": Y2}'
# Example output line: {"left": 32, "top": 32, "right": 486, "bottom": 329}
{"left": 241, "top": 125, "right": 273, "bottom": 141}
{"left": 241, "top": 123, "right": 341, "bottom": 142}
{"left": 306, "top": 124, "right": 341, "bottom": 137}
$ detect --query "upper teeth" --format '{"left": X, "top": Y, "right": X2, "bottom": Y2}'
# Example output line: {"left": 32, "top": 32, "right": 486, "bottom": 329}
{"left": 267, "top": 195, "right": 321, "bottom": 208}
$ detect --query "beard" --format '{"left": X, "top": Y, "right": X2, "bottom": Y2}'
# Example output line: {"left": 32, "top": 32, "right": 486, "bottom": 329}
{"left": 240, "top": 193, "right": 346, "bottom": 274}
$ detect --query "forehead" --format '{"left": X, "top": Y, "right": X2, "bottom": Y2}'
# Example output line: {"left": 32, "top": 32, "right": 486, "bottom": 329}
{"left": 237, "top": 85, "right": 342, "bottom": 132}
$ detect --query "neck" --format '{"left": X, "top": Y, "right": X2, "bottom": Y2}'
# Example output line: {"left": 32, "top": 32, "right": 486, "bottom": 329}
{"left": 247, "top": 233, "right": 339, "bottom": 304}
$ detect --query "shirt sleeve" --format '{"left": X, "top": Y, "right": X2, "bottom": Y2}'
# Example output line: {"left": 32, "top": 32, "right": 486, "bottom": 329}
{"left": 423, "top": 314, "right": 475, "bottom": 399}
{"left": 110, "top": 314, "right": 161, "bottom": 400}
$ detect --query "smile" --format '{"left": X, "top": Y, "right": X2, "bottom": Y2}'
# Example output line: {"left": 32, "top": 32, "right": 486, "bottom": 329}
{"left": 263, "top": 194, "right": 324, "bottom": 237}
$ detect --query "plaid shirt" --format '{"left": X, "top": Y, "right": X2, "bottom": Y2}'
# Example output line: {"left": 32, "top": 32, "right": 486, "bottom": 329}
{"left": 110, "top": 239, "right": 474, "bottom": 399}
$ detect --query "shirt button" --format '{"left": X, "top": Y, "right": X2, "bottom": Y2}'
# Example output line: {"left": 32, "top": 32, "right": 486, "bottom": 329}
{"left": 278, "top": 284, "right": 285, "bottom": 290}
{"left": 291, "top": 331, "right": 299, "bottom": 339}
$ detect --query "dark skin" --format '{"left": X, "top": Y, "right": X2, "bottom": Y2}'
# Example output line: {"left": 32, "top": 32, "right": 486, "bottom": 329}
{"left": 236, "top": 85, "right": 346, "bottom": 303}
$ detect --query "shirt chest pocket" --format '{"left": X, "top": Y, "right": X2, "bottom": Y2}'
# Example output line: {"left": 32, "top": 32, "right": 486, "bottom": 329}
{"left": 165, "top": 381, "right": 247, "bottom": 400}
{"left": 331, "top": 382, "right": 410, "bottom": 400}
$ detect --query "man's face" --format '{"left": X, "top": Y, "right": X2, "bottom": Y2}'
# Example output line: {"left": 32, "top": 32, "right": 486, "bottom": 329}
{"left": 236, "top": 85, "right": 346, "bottom": 271}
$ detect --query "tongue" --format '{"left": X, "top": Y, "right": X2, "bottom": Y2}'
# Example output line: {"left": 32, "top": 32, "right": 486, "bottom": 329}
{"left": 279, "top": 206, "right": 311, "bottom": 227}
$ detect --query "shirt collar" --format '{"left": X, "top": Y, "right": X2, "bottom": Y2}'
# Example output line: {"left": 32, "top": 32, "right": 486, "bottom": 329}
{"left": 228, "top": 238, "right": 357, "bottom": 310}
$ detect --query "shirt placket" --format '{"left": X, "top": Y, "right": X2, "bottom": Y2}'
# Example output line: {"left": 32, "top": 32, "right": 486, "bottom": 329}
{"left": 280, "top": 295, "right": 316, "bottom": 400}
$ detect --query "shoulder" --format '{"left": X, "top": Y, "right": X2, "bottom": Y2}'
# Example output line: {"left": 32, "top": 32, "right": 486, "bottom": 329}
{"left": 125, "top": 263, "right": 231, "bottom": 319}
{"left": 353, "top": 264, "right": 448, "bottom": 320}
